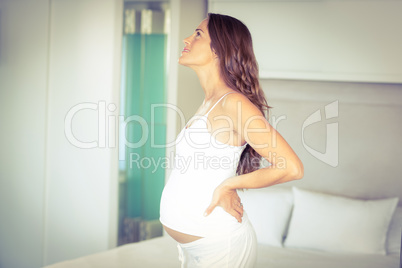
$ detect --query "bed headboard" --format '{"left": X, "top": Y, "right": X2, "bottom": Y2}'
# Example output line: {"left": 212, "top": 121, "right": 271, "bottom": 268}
{"left": 260, "top": 79, "right": 402, "bottom": 206}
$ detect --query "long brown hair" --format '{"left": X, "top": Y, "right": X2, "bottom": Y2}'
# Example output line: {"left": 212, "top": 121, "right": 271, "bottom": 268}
{"left": 207, "top": 13, "right": 273, "bottom": 175}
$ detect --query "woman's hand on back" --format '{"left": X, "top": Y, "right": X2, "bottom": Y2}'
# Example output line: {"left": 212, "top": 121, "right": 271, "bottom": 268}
{"left": 204, "top": 183, "right": 243, "bottom": 223}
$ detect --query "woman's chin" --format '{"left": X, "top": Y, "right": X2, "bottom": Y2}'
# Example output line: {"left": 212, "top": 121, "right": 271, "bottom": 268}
{"left": 178, "top": 58, "right": 189, "bottom": 66}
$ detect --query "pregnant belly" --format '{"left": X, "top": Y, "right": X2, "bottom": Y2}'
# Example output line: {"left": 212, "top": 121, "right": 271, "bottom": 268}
{"left": 160, "top": 173, "right": 239, "bottom": 238}
{"left": 163, "top": 224, "right": 204, "bottom": 243}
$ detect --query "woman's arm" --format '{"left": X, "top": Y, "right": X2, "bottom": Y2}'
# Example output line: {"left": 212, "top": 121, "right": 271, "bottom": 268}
{"left": 222, "top": 113, "right": 304, "bottom": 189}
{"left": 224, "top": 93, "right": 304, "bottom": 186}
{"left": 204, "top": 93, "right": 304, "bottom": 222}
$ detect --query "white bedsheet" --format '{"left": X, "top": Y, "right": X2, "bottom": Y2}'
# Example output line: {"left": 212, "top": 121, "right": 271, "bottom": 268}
{"left": 256, "top": 243, "right": 399, "bottom": 268}
{"left": 44, "top": 235, "right": 400, "bottom": 268}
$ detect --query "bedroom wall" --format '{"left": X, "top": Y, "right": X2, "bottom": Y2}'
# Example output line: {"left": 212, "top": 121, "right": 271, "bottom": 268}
{"left": 260, "top": 79, "right": 402, "bottom": 205}
{"left": 208, "top": 0, "right": 402, "bottom": 84}
{"left": 44, "top": 0, "right": 122, "bottom": 265}
{"left": 0, "top": 1, "right": 49, "bottom": 267}
{"left": 0, "top": 0, "right": 123, "bottom": 267}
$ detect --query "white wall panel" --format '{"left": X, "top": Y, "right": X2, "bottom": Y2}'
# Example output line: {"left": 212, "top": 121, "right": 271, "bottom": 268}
{"left": 44, "top": 0, "right": 122, "bottom": 265}
{"left": 0, "top": 0, "right": 49, "bottom": 267}
{"left": 0, "top": 0, "right": 122, "bottom": 267}
{"left": 209, "top": 0, "right": 402, "bottom": 83}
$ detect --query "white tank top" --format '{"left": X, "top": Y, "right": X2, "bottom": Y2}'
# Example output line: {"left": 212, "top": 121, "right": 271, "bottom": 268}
{"left": 159, "top": 92, "right": 249, "bottom": 237}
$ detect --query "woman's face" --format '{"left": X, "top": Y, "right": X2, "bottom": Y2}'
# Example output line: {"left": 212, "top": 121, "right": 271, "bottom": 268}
{"left": 179, "top": 19, "right": 216, "bottom": 68}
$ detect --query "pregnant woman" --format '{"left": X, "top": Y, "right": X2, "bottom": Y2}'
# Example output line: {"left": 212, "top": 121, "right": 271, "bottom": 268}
{"left": 160, "top": 13, "right": 304, "bottom": 267}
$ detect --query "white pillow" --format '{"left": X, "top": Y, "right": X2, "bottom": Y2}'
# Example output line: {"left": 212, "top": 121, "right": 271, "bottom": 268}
{"left": 386, "top": 206, "right": 402, "bottom": 255}
{"left": 239, "top": 187, "right": 293, "bottom": 247}
{"left": 283, "top": 187, "right": 398, "bottom": 255}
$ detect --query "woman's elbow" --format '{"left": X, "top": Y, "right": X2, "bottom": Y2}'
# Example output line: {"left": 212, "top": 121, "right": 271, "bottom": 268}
{"left": 290, "top": 161, "right": 304, "bottom": 180}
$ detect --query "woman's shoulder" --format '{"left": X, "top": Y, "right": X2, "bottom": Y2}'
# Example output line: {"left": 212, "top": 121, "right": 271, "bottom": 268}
{"left": 223, "top": 91, "right": 250, "bottom": 105}
{"left": 223, "top": 91, "right": 263, "bottom": 117}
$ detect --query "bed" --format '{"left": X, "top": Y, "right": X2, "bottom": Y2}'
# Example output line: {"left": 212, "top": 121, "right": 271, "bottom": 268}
{"left": 44, "top": 186, "right": 401, "bottom": 268}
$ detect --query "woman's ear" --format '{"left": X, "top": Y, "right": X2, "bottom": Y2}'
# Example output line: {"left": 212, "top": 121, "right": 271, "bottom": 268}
{"left": 212, "top": 50, "right": 218, "bottom": 59}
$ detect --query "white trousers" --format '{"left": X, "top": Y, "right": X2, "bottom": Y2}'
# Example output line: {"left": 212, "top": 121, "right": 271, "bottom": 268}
{"left": 176, "top": 215, "right": 257, "bottom": 268}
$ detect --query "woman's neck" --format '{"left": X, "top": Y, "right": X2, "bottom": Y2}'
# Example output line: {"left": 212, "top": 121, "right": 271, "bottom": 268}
{"left": 193, "top": 65, "right": 231, "bottom": 100}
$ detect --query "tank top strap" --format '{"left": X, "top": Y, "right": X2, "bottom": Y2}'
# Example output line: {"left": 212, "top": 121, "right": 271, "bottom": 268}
{"left": 204, "top": 91, "right": 237, "bottom": 117}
